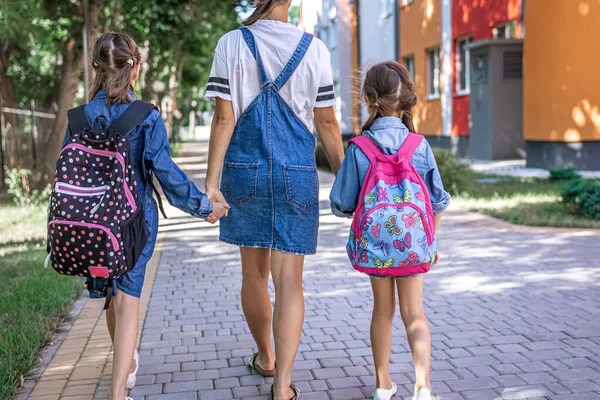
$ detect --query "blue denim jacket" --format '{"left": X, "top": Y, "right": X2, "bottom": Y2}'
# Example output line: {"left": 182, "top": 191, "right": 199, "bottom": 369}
{"left": 61, "top": 89, "right": 213, "bottom": 224}
{"left": 330, "top": 117, "right": 451, "bottom": 217}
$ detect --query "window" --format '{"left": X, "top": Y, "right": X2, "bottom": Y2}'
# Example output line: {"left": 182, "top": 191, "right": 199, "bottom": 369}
{"left": 494, "top": 20, "right": 517, "bottom": 39}
{"left": 456, "top": 36, "right": 472, "bottom": 94}
{"left": 403, "top": 55, "right": 415, "bottom": 82}
{"left": 427, "top": 47, "right": 440, "bottom": 98}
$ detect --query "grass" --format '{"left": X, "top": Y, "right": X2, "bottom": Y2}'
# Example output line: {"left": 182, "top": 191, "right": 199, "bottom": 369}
{"left": 0, "top": 197, "right": 83, "bottom": 400}
{"left": 0, "top": 197, "right": 47, "bottom": 246}
{"left": 452, "top": 176, "right": 600, "bottom": 229}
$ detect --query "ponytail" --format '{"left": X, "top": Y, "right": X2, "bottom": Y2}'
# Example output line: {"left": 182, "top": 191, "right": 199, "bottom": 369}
{"left": 362, "top": 109, "right": 379, "bottom": 132}
{"left": 243, "top": 0, "right": 288, "bottom": 26}
{"left": 402, "top": 111, "right": 416, "bottom": 133}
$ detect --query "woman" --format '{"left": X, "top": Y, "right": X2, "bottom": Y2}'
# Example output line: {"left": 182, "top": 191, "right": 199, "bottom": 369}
{"left": 205, "top": 1, "right": 345, "bottom": 399}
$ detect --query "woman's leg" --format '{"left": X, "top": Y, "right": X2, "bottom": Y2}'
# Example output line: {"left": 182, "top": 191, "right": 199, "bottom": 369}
{"left": 108, "top": 290, "right": 140, "bottom": 400}
{"left": 396, "top": 276, "right": 431, "bottom": 393}
{"left": 270, "top": 250, "right": 305, "bottom": 400}
{"left": 370, "top": 277, "right": 397, "bottom": 390}
{"left": 240, "top": 247, "right": 275, "bottom": 371}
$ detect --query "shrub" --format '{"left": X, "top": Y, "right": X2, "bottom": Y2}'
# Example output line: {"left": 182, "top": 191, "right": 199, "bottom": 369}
{"left": 549, "top": 168, "right": 581, "bottom": 181}
{"left": 4, "top": 169, "right": 51, "bottom": 207}
{"left": 431, "top": 148, "right": 474, "bottom": 196}
{"left": 562, "top": 178, "right": 600, "bottom": 220}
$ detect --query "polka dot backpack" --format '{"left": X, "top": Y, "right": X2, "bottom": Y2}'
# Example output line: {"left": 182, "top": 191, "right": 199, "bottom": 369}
{"left": 46, "top": 101, "right": 157, "bottom": 308}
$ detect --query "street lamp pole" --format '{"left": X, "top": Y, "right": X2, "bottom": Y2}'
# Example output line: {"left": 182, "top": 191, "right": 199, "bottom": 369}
{"left": 82, "top": 0, "right": 90, "bottom": 103}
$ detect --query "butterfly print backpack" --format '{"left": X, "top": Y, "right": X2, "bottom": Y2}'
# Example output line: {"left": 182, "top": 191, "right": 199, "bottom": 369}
{"left": 347, "top": 133, "right": 437, "bottom": 278}
{"left": 46, "top": 101, "right": 157, "bottom": 308}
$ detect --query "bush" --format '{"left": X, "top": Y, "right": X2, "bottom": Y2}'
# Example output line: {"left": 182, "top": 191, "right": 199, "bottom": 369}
{"left": 431, "top": 148, "right": 474, "bottom": 196}
{"left": 562, "top": 178, "right": 600, "bottom": 220}
{"left": 4, "top": 168, "right": 51, "bottom": 207}
{"left": 549, "top": 168, "right": 581, "bottom": 181}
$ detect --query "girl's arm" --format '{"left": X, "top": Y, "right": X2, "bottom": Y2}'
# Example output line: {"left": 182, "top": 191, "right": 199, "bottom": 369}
{"left": 314, "top": 106, "right": 344, "bottom": 175}
{"left": 329, "top": 144, "right": 363, "bottom": 217}
{"left": 204, "top": 98, "right": 236, "bottom": 212}
{"left": 145, "top": 111, "right": 224, "bottom": 220}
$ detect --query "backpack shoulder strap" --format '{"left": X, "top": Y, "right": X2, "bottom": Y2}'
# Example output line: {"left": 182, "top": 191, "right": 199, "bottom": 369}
{"left": 109, "top": 101, "right": 157, "bottom": 136}
{"left": 396, "top": 133, "right": 424, "bottom": 160}
{"left": 67, "top": 105, "right": 92, "bottom": 134}
{"left": 348, "top": 135, "right": 382, "bottom": 164}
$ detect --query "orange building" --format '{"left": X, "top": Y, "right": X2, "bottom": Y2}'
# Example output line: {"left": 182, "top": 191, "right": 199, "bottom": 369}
{"left": 524, "top": 0, "right": 600, "bottom": 169}
{"left": 399, "top": 0, "right": 443, "bottom": 137}
{"left": 399, "top": 0, "right": 524, "bottom": 155}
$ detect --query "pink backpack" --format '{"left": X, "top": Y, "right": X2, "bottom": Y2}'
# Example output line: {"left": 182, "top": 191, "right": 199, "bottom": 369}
{"left": 347, "top": 133, "right": 437, "bottom": 278}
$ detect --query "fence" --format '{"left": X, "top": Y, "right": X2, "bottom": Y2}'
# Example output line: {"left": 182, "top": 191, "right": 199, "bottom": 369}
{"left": 0, "top": 95, "right": 57, "bottom": 189}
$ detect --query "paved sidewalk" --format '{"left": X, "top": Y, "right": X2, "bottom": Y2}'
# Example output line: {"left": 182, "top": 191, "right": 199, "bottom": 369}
{"left": 127, "top": 141, "right": 600, "bottom": 400}
{"left": 468, "top": 159, "right": 600, "bottom": 179}
{"left": 25, "top": 140, "right": 600, "bottom": 399}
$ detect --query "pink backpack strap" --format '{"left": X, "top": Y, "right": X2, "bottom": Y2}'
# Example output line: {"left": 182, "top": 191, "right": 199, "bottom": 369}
{"left": 396, "top": 133, "right": 424, "bottom": 160}
{"left": 348, "top": 135, "right": 382, "bottom": 164}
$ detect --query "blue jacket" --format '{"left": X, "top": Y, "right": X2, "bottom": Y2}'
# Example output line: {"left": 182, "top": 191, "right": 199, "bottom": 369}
{"left": 330, "top": 117, "right": 451, "bottom": 217}
{"left": 61, "top": 89, "right": 213, "bottom": 229}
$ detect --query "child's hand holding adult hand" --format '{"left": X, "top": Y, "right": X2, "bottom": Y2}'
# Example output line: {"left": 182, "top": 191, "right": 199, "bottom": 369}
{"left": 206, "top": 201, "right": 231, "bottom": 224}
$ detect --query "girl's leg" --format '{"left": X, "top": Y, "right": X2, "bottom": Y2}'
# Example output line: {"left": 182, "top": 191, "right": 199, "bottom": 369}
{"left": 240, "top": 247, "right": 275, "bottom": 371}
{"left": 109, "top": 290, "right": 140, "bottom": 400}
{"left": 270, "top": 250, "right": 305, "bottom": 400}
{"left": 106, "top": 296, "right": 137, "bottom": 376}
{"left": 370, "top": 277, "right": 397, "bottom": 390}
{"left": 106, "top": 299, "right": 116, "bottom": 342}
{"left": 396, "top": 276, "right": 431, "bottom": 393}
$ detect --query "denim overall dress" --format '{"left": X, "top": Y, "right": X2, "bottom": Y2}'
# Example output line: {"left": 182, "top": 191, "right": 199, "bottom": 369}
{"left": 219, "top": 28, "right": 319, "bottom": 255}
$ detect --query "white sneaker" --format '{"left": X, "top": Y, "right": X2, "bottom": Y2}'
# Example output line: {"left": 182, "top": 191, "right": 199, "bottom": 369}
{"left": 413, "top": 388, "right": 432, "bottom": 400}
{"left": 373, "top": 382, "right": 397, "bottom": 400}
{"left": 126, "top": 349, "right": 139, "bottom": 390}
{"left": 126, "top": 397, "right": 134, "bottom": 400}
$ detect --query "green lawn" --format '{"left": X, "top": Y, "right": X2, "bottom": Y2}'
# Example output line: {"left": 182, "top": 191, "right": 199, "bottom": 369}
{"left": 0, "top": 199, "right": 83, "bottom": 400}
{"left": 452, "top": 176, "right": 600, "bottom": 229}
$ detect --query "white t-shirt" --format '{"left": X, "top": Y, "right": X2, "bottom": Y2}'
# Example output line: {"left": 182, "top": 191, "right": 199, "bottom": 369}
{"left": 205, "top": 19, "right": 335, "bottom": 132}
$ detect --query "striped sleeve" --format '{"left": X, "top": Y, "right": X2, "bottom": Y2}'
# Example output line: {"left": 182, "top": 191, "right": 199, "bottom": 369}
{"left": 315, "top": 44, "right": 336, "bottom": 108}
{"left": 205, "top": 38, "right": 232, "bottom": 101}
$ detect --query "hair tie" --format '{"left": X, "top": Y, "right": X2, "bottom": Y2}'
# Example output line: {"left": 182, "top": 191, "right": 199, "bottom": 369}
{"left": 92, "top": 61, "right": 99, "bottom": 68}
{"left": 127, "top": 59, "right": 134, "bottom": 66}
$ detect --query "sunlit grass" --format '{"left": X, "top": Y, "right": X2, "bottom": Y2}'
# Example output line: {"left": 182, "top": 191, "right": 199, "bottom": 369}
{"left": 452, "top": 177, "right": 600, "bottom": 229}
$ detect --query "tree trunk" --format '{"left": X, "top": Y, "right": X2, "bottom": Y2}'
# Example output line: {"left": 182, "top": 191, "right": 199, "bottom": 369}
{"left": 42, "top": 38, "right": 83, "bottom": 184}
{"left": 0, "top": 42, "right": 17, "bottom": 106}
{"left": 41, "top": 0, "right": 105, "bottom": 184}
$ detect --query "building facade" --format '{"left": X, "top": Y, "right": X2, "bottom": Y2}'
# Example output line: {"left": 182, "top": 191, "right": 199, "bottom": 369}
{"left": 303, "top": 0, "right": 600, "bottom": 169}
{"left": 301, "top": 0, "right": 359, "bottom": 136}
{"left": 524, "top": 0, "right": 600, "bottom": 170}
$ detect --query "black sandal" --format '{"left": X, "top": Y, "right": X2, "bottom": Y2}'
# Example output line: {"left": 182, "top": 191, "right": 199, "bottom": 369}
{"left": 247, "top": 352, "right": 275, "bottom": 377}
{"left": 270, "top": 383, "right": 300, "bottom": 400}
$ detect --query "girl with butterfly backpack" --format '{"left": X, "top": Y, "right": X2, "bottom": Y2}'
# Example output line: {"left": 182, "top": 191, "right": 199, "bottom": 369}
{"left": 330, "top": 62, "right": 451, "bottom": 400}
{"left": 49, "top": 33, "right": 229, "bottom": 400}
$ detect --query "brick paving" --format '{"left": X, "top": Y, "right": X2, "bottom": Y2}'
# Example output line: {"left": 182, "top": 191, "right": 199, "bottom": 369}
{"left": 26, "top": 140, "right": 600, "bottom": 399}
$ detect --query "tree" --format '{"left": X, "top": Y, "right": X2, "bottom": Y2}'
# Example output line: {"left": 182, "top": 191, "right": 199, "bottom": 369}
{"left": 42, "top": 0, "right": 107, "bottom": 184}
{"left": 122, "top": 0, "right": 242, "bottom": 137}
